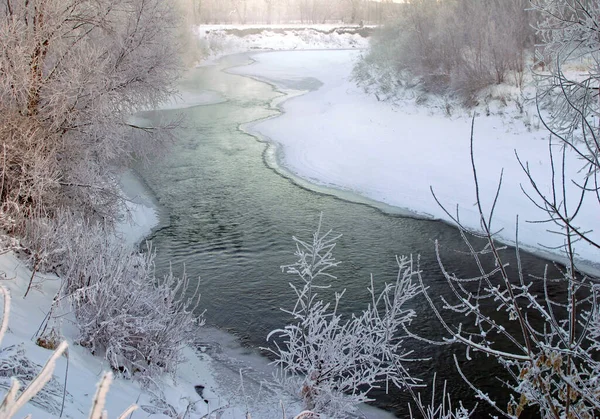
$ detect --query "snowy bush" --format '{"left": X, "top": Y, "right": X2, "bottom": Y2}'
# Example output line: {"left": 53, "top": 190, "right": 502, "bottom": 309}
{"left": 0, "top": 343, "right": 67, "bottom": 416}
{"left": 408, "top": 375, "right": 474, "bottom": 419}
{"left": 19, "top": 214, "right": 204, "bottom": 381}
{"left": 354, "top": 0, "right": 533, "bottom": 105}
{"left": 267, "top": 218, "right": 421, "bottom": 418}
{"left": 64, "top": 235, "right": 203, "bottom": 380}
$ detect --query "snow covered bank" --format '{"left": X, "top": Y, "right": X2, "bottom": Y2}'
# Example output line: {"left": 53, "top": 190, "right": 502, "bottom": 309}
{"left": 0, "top": 177, "right": 276, "bottom": 418}
{"left": 0, "top": 250, "right": 240, "bottom": 418}
{"left": 196, "top": 24, "right": 370, "bottom": 65}
{"left": 0, "top": 178, "right": 254, "bottom": 418}
{"left": 117, "top": 170, "right": 160, "bottom": 247}
{"left": 232, "top": 50, "right": 599, "bottom": 267}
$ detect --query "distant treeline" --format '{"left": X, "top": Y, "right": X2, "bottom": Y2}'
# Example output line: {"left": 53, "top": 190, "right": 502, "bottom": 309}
{"left": 187, "top": 0, "right": 403, "bottom": 25}
{"left": 355, "top": 0, "right": 539, "bottom": 104}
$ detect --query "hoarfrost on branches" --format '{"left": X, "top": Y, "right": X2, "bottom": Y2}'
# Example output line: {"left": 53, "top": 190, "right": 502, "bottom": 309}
{"left": 266, "top": 217, "right": 422, "bottom": 418}
{"left": 422, "top": 117, "right": 600, "bottom": 418}
{"left": 0, "top": 0, "right": 181, "bottom": 225}
{"left": 22, "top": 214, "right": 204, "bottom": 382}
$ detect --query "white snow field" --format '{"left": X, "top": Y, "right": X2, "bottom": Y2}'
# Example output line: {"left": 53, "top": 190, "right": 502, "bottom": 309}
{"left": 232, "top": 50, "right": 599, "bottom": 267}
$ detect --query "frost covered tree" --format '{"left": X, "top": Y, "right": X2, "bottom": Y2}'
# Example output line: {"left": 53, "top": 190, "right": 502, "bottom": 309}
{"left": 267, "top": 217, "right": 422, "bottom": 418}
{"left": 0, "top": 0, "right": 181, "bottom": 224}
{"left": 532, "top": 0, "right": 600, "bottom": 206}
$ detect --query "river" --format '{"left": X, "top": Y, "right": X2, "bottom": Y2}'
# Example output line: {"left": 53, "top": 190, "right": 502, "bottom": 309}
{"left": 134, "top": 52, "right": 558, "bottom": 417}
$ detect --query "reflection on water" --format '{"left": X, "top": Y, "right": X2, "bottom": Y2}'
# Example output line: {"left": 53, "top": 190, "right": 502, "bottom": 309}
{"left": 136, "top": 53, "right": 561, "bottom": 418}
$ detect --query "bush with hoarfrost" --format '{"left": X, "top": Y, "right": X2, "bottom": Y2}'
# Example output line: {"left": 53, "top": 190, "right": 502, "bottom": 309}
{"left": 22, "top": 214, "right": 203, "bottom": 381}
{"left": 70, "top": 243, "right": 203, "bottom": 380}
{"left": 267, "top": 218, "right": 421, "bottom": 418}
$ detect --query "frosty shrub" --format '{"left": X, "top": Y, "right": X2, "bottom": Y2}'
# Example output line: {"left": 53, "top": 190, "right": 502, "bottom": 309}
{"left": 20, "top": 213, "right": 203, "bottom": 381}
{"left": 267, "top": 218, "right": 422, "bottom": 418}
{"left": 66, "top": 238, "right": 204, "bottom": 380}
{"left": 0, "top": 0, "right": 181, "bottom": 224}
{"left": 0, "top": 344, "right": 68, "bottom": 415}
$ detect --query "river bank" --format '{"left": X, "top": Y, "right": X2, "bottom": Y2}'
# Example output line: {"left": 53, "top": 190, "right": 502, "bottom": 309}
{"left": 230, "top": 49, "right": 600, "bottom": 273}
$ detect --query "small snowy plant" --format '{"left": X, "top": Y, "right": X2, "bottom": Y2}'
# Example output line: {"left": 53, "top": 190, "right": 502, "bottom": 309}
{"left": 267, "top": 217, "right": 422, "bottom": 418}
{"left": 71, "top": 243, "right": 203, "bottom": 380}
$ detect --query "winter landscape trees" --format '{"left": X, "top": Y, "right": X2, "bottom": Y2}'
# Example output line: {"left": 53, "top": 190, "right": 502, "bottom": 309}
{"left": 1, "top": 0, "right": 600, "bottom": 417}
{"left": 186, "top": 0, "right": 399, "bottom": 25}
{"left": 354, "top": 0, "right": 535, "bottom": 103}
{"left": 0, "top": 0, "right": 204, "bottom": 406}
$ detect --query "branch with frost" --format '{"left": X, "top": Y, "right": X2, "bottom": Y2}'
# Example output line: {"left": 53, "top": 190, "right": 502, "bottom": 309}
{"left": 425, "top": 119, "right": 600, "bottom": 418}
{"left": 531, "top": 0, "right": 600, "bottom": 172}
{"left": 408, "top": 374, "right": 476, "bottom": 419}
{"left": 266, "top": 217, "right": 422, "bottom": 418}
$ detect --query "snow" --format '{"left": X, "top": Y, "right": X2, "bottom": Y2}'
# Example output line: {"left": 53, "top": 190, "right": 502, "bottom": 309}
{"left": 200, "top": 24, "right": 376, "bottom": 31}
{"left": 196, "top": 25, "right": 369, "bottom": 65}
{"left": 117, "top": 170, "right": 160, "bottom": 247}
{"left": 231, "top": 50, "right": 599, "bottom": 268}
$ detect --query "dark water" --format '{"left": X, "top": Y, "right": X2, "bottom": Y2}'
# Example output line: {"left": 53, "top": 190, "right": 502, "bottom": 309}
{"left": 136, "top": 54, "right": 558, "bottom": 417}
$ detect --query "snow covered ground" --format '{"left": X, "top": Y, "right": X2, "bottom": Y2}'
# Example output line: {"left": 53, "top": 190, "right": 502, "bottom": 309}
{"left": 196, "top": 24, "right": 370, "bottom": 65}
{"left": 231, "top": 50, "right": 599, "bottom": 268}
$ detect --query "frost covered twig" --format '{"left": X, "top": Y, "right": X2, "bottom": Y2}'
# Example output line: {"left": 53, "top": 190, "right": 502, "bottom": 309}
{"left": 426, "top": 117, "right": 600, "bottom": 417}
